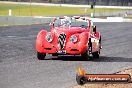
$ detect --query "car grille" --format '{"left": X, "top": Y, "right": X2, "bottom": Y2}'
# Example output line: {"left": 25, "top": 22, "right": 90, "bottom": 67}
{"left": 58, "top": 33, "right": 66, "bottom": 49}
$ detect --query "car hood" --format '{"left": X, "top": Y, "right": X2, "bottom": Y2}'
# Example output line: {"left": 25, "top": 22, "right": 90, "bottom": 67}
{"left": 52, "top": 27, "right": 87, "bottom": 35}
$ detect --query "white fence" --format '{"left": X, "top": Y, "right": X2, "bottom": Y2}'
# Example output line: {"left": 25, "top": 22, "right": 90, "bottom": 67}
{"left": 0, "top": 16, "right": 132, "bottom": 25}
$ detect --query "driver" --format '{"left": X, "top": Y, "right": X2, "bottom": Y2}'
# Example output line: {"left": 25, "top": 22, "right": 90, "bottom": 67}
{"left": 61, "top": 17, "right": 71, "bottom": 27}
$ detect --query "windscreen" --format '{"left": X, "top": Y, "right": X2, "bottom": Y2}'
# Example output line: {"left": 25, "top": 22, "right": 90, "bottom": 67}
{"left": 54, "top": 17, "right": 88, "bottom": 29}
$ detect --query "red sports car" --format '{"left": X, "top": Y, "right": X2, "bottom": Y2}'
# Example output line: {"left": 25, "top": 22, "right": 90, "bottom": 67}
{"left": 36, "top": 16, "right": 102, "bottom": 60}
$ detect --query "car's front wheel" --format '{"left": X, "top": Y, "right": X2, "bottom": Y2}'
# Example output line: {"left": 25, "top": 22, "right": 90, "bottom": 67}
{"left": 37, "top": 52, "right": 46, "bottom": 60}
{"left": 81, "top": 50, "right": 90, "bottom": 61}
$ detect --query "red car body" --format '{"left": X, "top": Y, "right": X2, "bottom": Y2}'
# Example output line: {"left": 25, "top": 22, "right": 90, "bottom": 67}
{"left": 36, "top": 17, "right": 101, "bottom": 60}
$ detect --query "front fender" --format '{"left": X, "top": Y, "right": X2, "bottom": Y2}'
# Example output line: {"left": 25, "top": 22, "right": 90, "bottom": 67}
{"left": 36, "top": 30, "right": 48, "bottom": 53}
{"left": 36, "top": 30, "right": 58, "bottom": 53}
{"left": 79, "top": 32, "right": 89, "bottom": 45}
{"left": 66, "top": 32, "right": 89, "bottom": 54}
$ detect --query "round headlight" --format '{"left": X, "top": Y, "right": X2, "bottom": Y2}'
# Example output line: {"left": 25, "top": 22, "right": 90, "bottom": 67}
{"left": 70, "top": 35, "right": 77, "bottom": 43}
{"left": 46, "top": 33, "right": 53, "bottom": 43}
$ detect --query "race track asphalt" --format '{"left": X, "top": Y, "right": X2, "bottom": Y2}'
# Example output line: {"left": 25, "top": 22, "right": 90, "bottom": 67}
{"left": 0, "top": 22, "right": 132, "bottom": 88}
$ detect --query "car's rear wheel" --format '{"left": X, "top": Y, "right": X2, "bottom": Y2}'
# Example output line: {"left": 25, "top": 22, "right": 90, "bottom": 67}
{"left": 81, "top": 50, "right": 90, "bottom": 61}
{"left": 92, "top": 51, "right": 99, "bottom": 58}
{"left": 37, "top": 52, "right": 46, "bottom": 60}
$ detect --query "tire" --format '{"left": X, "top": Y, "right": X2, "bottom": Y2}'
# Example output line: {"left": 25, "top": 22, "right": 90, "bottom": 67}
{"left": 81, "top": 50, "right": 90, "bottom": 61}
{"left": 76, "top": 75, "right": 86, "bottom": 85}
{"left": 92, "top": 51, "right": 99, "bottom": 58}
{"left": 52, "top": 53, "right": 58, "bottom": 56}
{"left": 37, "top": 52, "right": 46, "bottom": 60}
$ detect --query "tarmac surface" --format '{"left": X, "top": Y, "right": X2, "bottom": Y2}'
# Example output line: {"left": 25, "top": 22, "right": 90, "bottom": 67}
{"left": 0, "top": 22, "right": 132, "bottom": 88}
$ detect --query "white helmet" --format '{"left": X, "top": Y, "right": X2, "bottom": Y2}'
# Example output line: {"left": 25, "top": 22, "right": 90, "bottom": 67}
{"left": 61, "top": 17, "right": 71, "bottom": 27}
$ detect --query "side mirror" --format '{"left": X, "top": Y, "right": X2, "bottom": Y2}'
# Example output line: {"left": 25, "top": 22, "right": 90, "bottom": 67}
{"left": 93, "top": 25, "right": 96, "bottom": 33}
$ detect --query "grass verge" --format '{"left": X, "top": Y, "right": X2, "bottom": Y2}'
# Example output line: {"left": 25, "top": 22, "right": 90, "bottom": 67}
{"left": 0, "top": 3, "right": 129, "bottom": 16}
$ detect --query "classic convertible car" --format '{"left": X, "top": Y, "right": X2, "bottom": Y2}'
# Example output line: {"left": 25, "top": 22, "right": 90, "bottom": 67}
{"left": 36, "top": 16, "right": 102, "bottom": 60}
